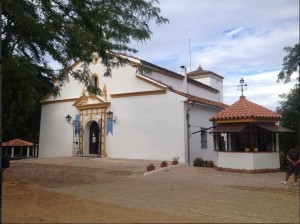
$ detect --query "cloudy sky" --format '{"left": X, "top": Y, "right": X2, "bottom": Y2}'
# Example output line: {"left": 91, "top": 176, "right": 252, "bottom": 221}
{"left": 132, "top": 0, "right": 299, "bottom": 110}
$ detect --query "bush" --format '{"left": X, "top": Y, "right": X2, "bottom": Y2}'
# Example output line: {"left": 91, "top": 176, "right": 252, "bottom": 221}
{"left": 193, "top": 157, "right": 206, "bottom": 167}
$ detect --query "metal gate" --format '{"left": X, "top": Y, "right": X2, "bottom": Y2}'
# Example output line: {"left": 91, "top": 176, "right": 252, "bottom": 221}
{"left": 72, "top": 119, "right": 102, "bottom": 157}
{"left": 73, "top": 120, "right": 83, "bottom": 156}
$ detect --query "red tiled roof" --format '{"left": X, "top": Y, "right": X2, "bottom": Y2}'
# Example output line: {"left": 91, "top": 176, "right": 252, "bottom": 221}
{"left": 1, "top": 139, "right": 34, "bottom": 147}
{"left": 210, "top": 96, "right": 282, "bottom": 121}
{"left": 170, "top": 88, "right": 228, "bottom": 109}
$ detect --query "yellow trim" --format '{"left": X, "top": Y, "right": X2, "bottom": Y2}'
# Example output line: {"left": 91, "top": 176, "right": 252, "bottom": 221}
{"left": 70, "top": 60, "right": 81, "bottom": 69}
{"left": 41, "top": 91, "right": 55, "bottom": 101}
{"left": 130, "top": 61, "right": 139, "bottom": 67}
{"left": 136, "top": 75, "right": 168, "bottom": 90}
{"left": 75, "top": 103, "right": 110, "bottom": 110}
{"left": 110, "top": 89, "right": 166, "bottom": 98}
{"left": 73, "top": 95, "right": 110, "bottom": 109}
{"left": 103, "top": 84, "right": 107, "bottom": 100}
{"left": 40, "top": 98, "right": 78, "bottom": 105}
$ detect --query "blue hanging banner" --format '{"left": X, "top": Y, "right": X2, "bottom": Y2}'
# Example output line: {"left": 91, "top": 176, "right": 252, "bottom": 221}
{"left": 75, "top": 115, "right": 80, "bottom": 135}
{"left": 107, "top": 118, "right": 113, "bottom": 135}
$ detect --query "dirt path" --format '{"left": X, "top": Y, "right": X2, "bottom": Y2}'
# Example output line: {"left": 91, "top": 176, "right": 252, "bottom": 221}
{"left": 2, "top": 159, "right": 299, "bottom": 223}
{"left": 3, "top": 180, "right": 201, "bottom": 223}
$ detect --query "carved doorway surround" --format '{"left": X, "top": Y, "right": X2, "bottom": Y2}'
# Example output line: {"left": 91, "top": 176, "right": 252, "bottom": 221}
{"left": 73, "top": 95, "right": 109, "bottom": 157}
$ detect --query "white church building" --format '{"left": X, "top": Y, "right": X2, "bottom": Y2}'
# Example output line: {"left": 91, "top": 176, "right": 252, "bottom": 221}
{"left": 39, "top": 54, "right": 227, "bottom": 164}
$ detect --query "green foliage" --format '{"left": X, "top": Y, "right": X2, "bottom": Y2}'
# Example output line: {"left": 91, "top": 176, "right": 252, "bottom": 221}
{"left": 276, "top": 43, "right": 299, "bottom": 167}
{"left": 278, "top": 43, "right": 299, "bottom": 83}
{"left": 2, "top": 0, "right": 169, "bottom": 94}
{"left": 2, "top": 0, "right": 168, "bottom": 141}
{"left": 193, "top": 157, "right": 206, "bottom": 167}
{"left": 276, "top": 85, "right": 299, "bottom": 160}
{"left": 2, "top": 56, "right": 53, "bottom": 142}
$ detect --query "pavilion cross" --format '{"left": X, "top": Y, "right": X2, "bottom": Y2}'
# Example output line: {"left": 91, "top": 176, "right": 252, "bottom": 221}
{"left": 237, "top": 78, "right": 247, "bottom": 96}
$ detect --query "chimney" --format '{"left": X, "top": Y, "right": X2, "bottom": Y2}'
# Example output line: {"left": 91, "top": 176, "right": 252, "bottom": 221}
{"left": 180, "top": 65, "right": 188, "bottom": 93}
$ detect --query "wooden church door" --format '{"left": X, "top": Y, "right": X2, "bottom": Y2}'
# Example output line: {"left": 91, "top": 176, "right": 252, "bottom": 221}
{"left": 89, "top": 121, "right": 100, "bottom": 154}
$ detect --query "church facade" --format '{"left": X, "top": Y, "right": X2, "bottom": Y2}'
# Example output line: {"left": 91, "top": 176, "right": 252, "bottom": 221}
{"left": 39, "top": 54, "right": 226, "bottom": 164}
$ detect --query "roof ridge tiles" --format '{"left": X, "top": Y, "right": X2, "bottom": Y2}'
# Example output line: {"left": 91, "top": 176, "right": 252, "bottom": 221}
{"left": 210, "top": 97, "right": 281, "bottom": 121}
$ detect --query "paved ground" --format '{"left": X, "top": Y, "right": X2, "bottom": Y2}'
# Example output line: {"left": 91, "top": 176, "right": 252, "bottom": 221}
{"left": 3, "top": 157, "right": 300, "bottom": 223}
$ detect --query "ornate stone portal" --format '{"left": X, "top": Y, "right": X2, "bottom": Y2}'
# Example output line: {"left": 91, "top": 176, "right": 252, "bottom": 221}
{"left": 72, "top": 93, "right": 109, "bottom": 157}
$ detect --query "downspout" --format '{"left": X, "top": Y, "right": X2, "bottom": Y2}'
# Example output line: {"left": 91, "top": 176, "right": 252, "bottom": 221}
{"left": 181, "top": 65, "right": 192, "bottom": 166}
{"left": 186, "top": 102, "right": 194, "bottom": 166}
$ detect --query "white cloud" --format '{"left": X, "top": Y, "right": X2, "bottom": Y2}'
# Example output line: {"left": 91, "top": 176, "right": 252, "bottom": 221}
{"left": 223, "top": 71, "right": 298, "bottom": 110}
{"left": 132, "top": 0, "right": 299, "bottom": 110}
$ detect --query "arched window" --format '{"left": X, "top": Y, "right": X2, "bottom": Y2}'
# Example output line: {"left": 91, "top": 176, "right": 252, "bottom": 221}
{"left": 93, "top": 76, "right": 98, "bottom": 89}
{"left": 90, "top": 73, "right": 99, "bottom": 90}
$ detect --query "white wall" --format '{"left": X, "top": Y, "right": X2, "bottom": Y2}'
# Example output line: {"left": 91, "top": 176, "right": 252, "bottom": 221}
{"left": 45, "top": 61, "right": 162, "bottom": 102}
{"left": 253, "top": 152, "right": 280, "bottom": 169}
{"left": 46, "top": 76, "right": 84, "bottom": 101}
{"left": 188, "top": 103, "right": 222, "bottom": 164}
{"left": 106, "top": 91, "right": 186, "bottom": 162}
{"left": 39, "top": 101, "right": 78, "bottom": 157}
{"left": 216, "top": 151, "right": 280, "bottom": 170}
{"left": 40, "top": 59, "right": 223, "bottom": 161}
{"left": 194, "top": 77, "right": 223, "bottom": 102}
{"left": 143, "top": 72, "right": 219, "bottom": 101}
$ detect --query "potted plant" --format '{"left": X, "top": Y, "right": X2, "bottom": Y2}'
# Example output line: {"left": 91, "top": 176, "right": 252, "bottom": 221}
{"left": 160, "top": 160, "right": 168, "bottom": 168}
{"left": 206, "top": 160, "right": 214, "bottom": 168}
{"left": 171, "top": 156, "right": 179, "bottom": 165}
{"left": 146, "top": 163, "right": 155, "bottom": 172}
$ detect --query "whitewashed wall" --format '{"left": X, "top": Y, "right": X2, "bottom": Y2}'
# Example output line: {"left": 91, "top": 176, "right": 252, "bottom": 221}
{"left": 215, "top": 151, "right": 280, "bottom": 170}
{"left": 143, "top": 72, "right": 219, "bottom": 101}
{"left": 106, "top": 91, "right": 186, "bottom": 162}
{"left": 39, "top": 101, "right": 78, "bottom": 157}
{"left": 45, "top": 76, "right": 84, "bottom": 101}
{"left": 188, "top": 103, "right": 221, "bottom": 164}
{"left": 194, "top": 77, "right": 223, "bottom": 102}
{"left": 39, "top": 59, "right": 223, "bottom": 161}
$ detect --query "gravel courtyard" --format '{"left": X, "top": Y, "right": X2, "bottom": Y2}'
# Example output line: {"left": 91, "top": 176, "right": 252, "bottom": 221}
{"left": 2, "top": 157, "right": 299, "bottom": 223}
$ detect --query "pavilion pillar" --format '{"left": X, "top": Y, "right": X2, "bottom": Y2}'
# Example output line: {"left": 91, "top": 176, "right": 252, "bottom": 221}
{"left": 35, "top": 145, "right": 38, "bottom": 157}
{"left": 249, "top": 123, "right": 253, "bottom": 151}
{"left": 27, "top": 146, "right": 30, "bottom": 157}
{"left": 275, "top": 133, "right": 279, "bottom": 151}
{"left": 11, "top": 147, "right": 14, "bottom": 158}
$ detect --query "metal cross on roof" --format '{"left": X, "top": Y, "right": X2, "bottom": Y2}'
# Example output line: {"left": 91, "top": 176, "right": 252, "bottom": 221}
{"left": 237, "top": 78, "right": 247, "bottom": 96}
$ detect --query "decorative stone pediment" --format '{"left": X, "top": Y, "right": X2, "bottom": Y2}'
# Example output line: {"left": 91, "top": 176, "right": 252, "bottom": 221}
{"left": 72, "top": 95, "right": 109, "bottom": 109}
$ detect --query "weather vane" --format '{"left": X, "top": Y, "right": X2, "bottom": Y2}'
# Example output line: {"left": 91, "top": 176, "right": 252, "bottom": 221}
{"left": 237, "top": 78, "right": 247, "bottom": 96}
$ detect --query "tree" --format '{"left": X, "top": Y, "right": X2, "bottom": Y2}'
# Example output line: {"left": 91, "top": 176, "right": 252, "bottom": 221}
{"left": 277, "top": 43, "right": 299, "bottom": 83}
{"left": 1, "top": 0, "right": 168, "bottom": 141}
{"left": 2, "top": 55, "right": 53, "bottom": 142}
{"left": 277, "top": 43, "right": 300, "bottom": 169}
{"left": 2, "top": 0, "right": 168, "bottom": 95}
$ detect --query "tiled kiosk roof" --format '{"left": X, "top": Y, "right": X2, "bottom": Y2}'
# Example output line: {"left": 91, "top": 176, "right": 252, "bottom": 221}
{"left": 210, "top": 96, "right": 281, "bottom": 122}
{"left": 1, "top": 139, "right": 34, "bottom": 147}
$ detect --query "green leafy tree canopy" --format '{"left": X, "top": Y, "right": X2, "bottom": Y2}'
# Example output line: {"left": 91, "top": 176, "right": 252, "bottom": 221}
{"left": 2, "top": 0, "right": 169, "bottom": 95}
{"left": 276, "top": 43, "right": 300, "bottom": 168}
{"left": 278, "top": 43, "right": 299, "bottom": 83}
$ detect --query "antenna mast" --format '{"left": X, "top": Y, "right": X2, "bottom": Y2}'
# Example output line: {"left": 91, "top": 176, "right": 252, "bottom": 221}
{"left": 189, "top": 39, "right": 191, "bottom": 72}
